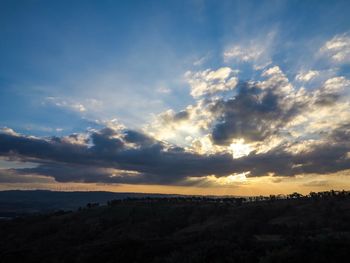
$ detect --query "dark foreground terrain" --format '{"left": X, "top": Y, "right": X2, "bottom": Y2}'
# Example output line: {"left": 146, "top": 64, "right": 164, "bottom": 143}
{"left": 0, "top": 193, "right": 350, "bottom": 263}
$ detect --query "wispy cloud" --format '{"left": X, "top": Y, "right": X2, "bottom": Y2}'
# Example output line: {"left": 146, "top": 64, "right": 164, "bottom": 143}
{"left": 223, "top": 31, "right": 275, "bottom": 70}
{"left": 320, "top": 33, "right": 350, "bottom": 63}
{"left": 295, "top": 70, "right": 319, "bottom": 82}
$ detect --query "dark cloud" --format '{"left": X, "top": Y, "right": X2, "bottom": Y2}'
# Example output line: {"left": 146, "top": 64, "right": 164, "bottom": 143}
{"left": 243, "top": 124, "right": 350, "bottom": 177}
{"left": 90, "top": 127, "right": 125, "bottom": 154}
{"left": 210, "top": 82, "right": 304, "bottom": 144}
{"left": 0, "top": 130, "right": 238, "bottom": 185}
{"left": 18, "top": 164, "right": 123, "bottom": 184}
{"left": 209, "top": 74, "right": 349, "bottom": 146}
{"left": 314, "top": 93, "right": 340, "bottom": 106}
{"left": 173, "top": 110, "right": 190, "bottom": 122}
{"left": 0, "top": 71, "right": 349, "bottom": 186}
{"left": 1, "top": 121, "right": 350, "bottom": 186}
{"left": 158, "top": 109, "right": 190, "bottom": 126}
{"left": 123, "top": 130, "right": 157, "bottom": 147}
{"left": 0, "top": 132, "right": 89, "bottom": 164}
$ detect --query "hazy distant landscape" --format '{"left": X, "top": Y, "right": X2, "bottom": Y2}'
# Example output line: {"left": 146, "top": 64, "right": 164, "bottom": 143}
{"left": 0, "top": 190, "right": 179, "bottom": 218}
{"left": 0, "top": 190, "right": 349, "bottom": 262}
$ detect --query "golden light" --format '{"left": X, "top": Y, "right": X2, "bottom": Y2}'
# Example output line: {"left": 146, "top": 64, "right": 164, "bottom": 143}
{"left": 230, "top": 139, "right": 252, "bottom": 159}
{"left": 187, "top": 171, "right": 250, "bottom": 186}
{"left": 214, "top": 172, "right": 249, "bottom": 185}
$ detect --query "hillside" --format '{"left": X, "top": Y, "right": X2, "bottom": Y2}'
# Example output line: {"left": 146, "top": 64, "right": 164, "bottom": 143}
{"left": 0, "top": 190, "right": 179, "bottom": 218}
{"left": 0, "top": 194, "right": 350, "bottom": 262}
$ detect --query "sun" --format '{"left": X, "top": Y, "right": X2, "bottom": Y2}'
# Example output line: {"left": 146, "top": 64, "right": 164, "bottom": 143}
{"left": 230, "top": 139, "right": 252, "bottom": 159}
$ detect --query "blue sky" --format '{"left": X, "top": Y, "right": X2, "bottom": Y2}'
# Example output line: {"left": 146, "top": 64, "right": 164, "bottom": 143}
{"left": 1, "top": 0, "right": 349, "bottom": 136}
{"left": 0, "top": 0, "right": 350, "bottom": 194}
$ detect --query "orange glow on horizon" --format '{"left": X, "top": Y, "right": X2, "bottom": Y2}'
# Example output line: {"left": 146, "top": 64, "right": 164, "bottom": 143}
{"left": 1, "top": 170, "right": 349, "bottom": 196}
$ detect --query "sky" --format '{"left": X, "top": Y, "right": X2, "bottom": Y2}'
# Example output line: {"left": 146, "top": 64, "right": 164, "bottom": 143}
{"left": 1, "top": 0, "right": 350, "bottom": 196}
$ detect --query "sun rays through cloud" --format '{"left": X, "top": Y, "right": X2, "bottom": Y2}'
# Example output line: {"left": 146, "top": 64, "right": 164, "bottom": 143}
{"left": 1, "top": 0, "right": 350, "bottom": 195}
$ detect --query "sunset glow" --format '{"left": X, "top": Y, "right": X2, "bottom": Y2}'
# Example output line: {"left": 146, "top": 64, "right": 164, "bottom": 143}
{"left": 1, "top": 0, "right": 350, "bottom": 196}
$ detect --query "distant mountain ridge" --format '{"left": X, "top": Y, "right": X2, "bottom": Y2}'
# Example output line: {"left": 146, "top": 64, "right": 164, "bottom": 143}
{"left": 0, "top": 190, "right": 180, "bottom": 217}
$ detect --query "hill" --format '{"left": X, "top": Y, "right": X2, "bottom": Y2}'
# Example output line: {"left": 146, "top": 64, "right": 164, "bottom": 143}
{"left": 0, "top": 193, "right": 349, "bottom": 262}
{"left": 0, "top": 190, "right": 179, "bottom": 218}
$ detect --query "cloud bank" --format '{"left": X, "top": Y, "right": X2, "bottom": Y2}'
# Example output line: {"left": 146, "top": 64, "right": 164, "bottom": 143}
{"left": 1, "top": 34, "right": 350, "bottom": 187}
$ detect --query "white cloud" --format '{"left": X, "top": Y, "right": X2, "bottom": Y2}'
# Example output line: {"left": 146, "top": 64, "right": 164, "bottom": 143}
{"left": 262, "top": 66, "right": 283, "bottom": 76}
{"left": 186, "top": 172, "right": 250, "bottom": 187}
{"left": 96, "top": 118, "right": 126, "bottom": 132}
{"left": 44, "top": 97, "right": 104, "bottom": 114}
{"left": 193, "top": 53, "right": 210, "bottom": 66}
{"left": 320, "top": 34, "right": 350, "bottom": 63}
{"left": 45, "top": 97, "right": 87, "bottom": 112}
{"left": 185, "top": 67, "right": 238, "bottom": 98}
{"left": 156, "top": 86, "right": 171, "bottom": 93}
{"left": 223, "top": 32, "right": 275, "bottom": 69}
{"left": 322, "top": 76, "right": 350, "bottom": 93}
{"left": 224, "top": 45, "right": 264, "bottom": 62}
{"left": 295, "top": 70, "right": 319, "bottom": 82}
{"left": 0, "top": 127, "right": 20, "bottom": 136}
{"left": 259, "top": 66, "right": 294, "bottom": 94}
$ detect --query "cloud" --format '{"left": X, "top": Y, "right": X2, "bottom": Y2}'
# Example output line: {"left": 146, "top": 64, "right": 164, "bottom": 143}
{"left": 123, "top": 129, "right": 157, "bottom": 147}
{"left": 0, "top": 158, "right": 38, "bottom": 170}
{"left": 320, "top": 34, "right": 350, "bottom": 63}
{"left": 158, "top": 109, "right": 191, "bottom": 125}
{"left": 223, "top": 32, "right": 275, "bottom": 69}
{"left": 1, "top": 33, "right": 350, "bottom": 187}
{"left": 186, "top": 172, "right": 249, "bottom": 187}
{"left": 201, "top": 67, "right": 350, "bottom": 148}
{"left": 0, "top": 169, "right": 54, "bottom": 184}
{"left": 185, "top": 67, "right": 238, "bottom": 98}
{"left": 193, "top": 53, "right": 211, "bottom": 66}
{"left": 18, "top": 164, "right": 141, "bottom": 184}
{"left": 146, "top": 108, "right": 199, "bottom": 145}
{"left": 156, "top": 86, "right": 171, "bottom": 93}
{"left": 295, "top": 70, "right": 319, "bottom": 82}
{"left": 0, "top": 127, "right": 20, "bottom": 137}
{"left": 312, "top": 76, "right": 350, "bottom": 106}
{"left": 302, "top": 180, "right": 329, "bottom": 187}
{"left": 1, "top": 113, "right": 350, "bottom": 186}
{"left": 224, "top": 45, "right": 264, "bottom": 63}
{"left": 143, "top": 62, "right": 350, "bottom": 181}
{"left": 0, "top": 128, "right": 240, "bottom": 185}
{"left": 43, "top": 97, "right": 104, "bottom": 115}
{"left": 44, "top": 97, "right": 87, "bottom": 112}
{"left": 210, "top": 66, "right": 305, "bottom": 144}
